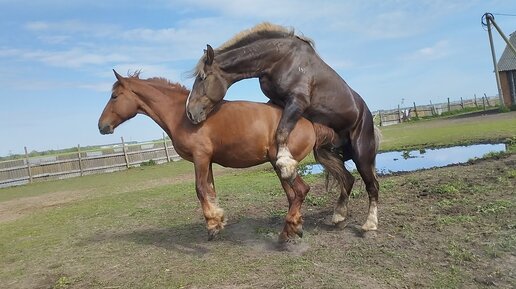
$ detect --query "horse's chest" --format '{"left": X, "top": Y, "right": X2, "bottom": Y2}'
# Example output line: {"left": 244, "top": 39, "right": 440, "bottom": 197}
{"left": 259, "top": 77, "right": 285, "bottom": 101}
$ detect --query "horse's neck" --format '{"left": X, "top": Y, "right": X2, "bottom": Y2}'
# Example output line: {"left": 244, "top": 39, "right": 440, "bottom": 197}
{"left": 217, "top": 39, "right": 291, "bottom": 82}
{"left": 134, "top": 81, "right": 187, "bottom": 135}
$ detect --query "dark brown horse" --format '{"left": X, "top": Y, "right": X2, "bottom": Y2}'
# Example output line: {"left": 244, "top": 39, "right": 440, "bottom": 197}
{"left": 98, "top": 70, "right": 346, "bottom": 242}
{"left": 186, "top": 22, "right": 381, "bottom": 231}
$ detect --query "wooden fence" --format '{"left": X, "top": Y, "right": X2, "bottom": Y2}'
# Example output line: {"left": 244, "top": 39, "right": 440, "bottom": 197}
{"left": 0, "top": 136, "right": 181, "bottom": 188}
{"left": 375, "top": 95, "right": 500, "bottom": 126}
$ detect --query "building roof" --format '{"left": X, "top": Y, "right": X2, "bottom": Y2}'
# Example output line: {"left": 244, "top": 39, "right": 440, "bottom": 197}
{"left": 497, "top": 31, "right": 516, "bottom": 72}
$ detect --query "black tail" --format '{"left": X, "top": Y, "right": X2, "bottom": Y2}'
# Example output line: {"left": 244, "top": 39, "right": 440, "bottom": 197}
{"left": 312, "top": 123, "right": 348, "bottom": 193}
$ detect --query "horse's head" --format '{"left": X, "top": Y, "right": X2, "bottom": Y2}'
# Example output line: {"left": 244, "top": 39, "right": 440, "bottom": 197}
{"left": 186, "top": 45, "right": 228, "bottom": 124}
{"left": 98, "top": 70, "right": 140, "bottom": 134}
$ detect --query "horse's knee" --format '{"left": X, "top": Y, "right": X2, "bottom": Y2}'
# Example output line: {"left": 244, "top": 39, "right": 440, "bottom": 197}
{"left": 276, "top": 147, "right": 298, "bottom": 181}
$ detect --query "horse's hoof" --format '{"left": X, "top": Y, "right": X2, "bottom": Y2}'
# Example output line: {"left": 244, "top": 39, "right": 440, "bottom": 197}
{"left": 278, "top": 232, "right": 289, "bottom": 244}
{"left": 207, "top": 229, "right": 219, "bottom": 241}
{"left": 361, "top": 222, "right": 378, "bottom": 231}
{"left": 332, "top": 213, "right": 346, "bottom": 225}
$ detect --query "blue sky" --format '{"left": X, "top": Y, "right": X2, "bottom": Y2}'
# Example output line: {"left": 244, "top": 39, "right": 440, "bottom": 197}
{"left": 1, "top": 0, "right": 515, "bottom": 156}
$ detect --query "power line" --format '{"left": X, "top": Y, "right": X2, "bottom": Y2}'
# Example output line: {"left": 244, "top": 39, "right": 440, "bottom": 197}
{"left": 492, "top": 13, "right": 516, "bottom": 17}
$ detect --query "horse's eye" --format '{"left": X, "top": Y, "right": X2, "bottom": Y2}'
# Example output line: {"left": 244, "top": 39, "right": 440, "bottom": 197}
{"left": 111, "top": 94, "right": 118, "bottom": 100}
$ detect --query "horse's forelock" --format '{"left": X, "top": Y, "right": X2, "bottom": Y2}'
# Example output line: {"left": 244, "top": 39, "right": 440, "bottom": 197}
{"left": 187, "top": 56, "right": 207, "bottom": 79}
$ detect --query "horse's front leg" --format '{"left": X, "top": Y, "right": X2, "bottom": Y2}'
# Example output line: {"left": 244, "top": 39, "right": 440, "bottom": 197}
{"left": 277, "top": 174, "right": 310, "bottom": 243}
{"left": 194, "top": 159, "right": 226, "bottom": 240}
{"left": 275, "top": 99, "right": 307, "bottom": 181}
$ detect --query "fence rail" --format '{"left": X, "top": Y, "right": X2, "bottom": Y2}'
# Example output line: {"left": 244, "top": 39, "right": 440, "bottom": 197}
{"left": 0, "top": 95, "right": 503, "bottom": 188}
{"left": 0, "top": 136, "right": 181, "bottom": 188}
{"left": 375, "top": 95, "right": 500, "bottom": 126}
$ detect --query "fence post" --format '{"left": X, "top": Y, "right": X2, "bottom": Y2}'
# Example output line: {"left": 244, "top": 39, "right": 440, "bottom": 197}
{"left": 378, "top": 110, "right": 383, "bottom": 126}
{"left": 482, "top": 96, "right": 486, "bottom": 111}
{"left": 397, "top": 104, "right": 402, "bottom": 123}
{"left": 484, "top": 93, "right": 491, "bottom": 106}
{"left": 163, "top": 132, "right": 170, "bottom": 162}
{"left": 430, "top": 100, "right": 435, "bottom": 116}
{"left": 24, "top": 146, "right": 32, "bottom": 183}
{"left": 447, "top": 98, "right": 451, "bottom": 113}
{"left": 413, "top": 102, "right": 419, "bottom": 118}
{"left": 121, "top": 137, "right": 130, "bottom": 168}
{"left": 77, "top": 144, "right": 83, "bottom": 176}
{"left": 474, "top": 94, "right": 478, "bottom": 107}
{"left": 460, "top": 97, "right": 464, "bottom": 109}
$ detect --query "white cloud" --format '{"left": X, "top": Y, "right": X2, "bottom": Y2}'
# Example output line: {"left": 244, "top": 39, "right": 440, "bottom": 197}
{"left": 22, "top": 49, "right": 129, "bottom": 68}
{"left": 25, "top": 21, "right": 49, "bottom": 31}
{"left": 77, "top": 82, "right": 113, "bottom": 92}
{"left": 403, "top": 40, "right": 451, "bottom": 61}
{"left": 24, "top": 20, "right": 117, "bottom": 37}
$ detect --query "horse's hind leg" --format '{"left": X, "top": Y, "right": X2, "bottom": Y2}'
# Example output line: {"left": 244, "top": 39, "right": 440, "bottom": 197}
{"left": 274, "top": 168, "right": 309, "bottom": 242}
{"left": 332, "top": 167, "right": 355, "bottom": 225}
{"left": 194, "top": 159, "right": 226, "bottom": 240}
{"left": 350, "top": 125, "right": 379, "bottom": 231}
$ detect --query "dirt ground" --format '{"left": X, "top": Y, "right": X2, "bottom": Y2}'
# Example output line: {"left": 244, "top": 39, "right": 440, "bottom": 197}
{"left": 1, "top": 153, "right": 514, "bottom": 288}
{"left": 296, "top": 154, "right": 516, "bottom": 288}
{"left": 211, "top": 154, "right": 515, "bottom": 288}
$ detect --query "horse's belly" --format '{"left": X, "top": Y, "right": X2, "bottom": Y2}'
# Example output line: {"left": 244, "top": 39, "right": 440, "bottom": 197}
{"left": 212, "top": 148, "right": 269, "bottom": 168}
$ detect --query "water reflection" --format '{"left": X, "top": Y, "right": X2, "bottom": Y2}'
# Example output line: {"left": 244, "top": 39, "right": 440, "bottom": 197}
{"left": 302, "top": 143, "right": 507, "bottom": 175}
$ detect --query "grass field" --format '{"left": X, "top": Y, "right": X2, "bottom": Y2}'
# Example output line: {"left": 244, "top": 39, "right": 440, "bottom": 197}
{"left": 379, "top": 110, "right": 515, "bottom": 151}
{"left": 0, "top": 111, "right": 515, "bottom": 289}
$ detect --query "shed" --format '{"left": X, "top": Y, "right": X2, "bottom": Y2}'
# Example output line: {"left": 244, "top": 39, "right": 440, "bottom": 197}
{"left": 497, "top": 31, "right": 516, "bottom": 107}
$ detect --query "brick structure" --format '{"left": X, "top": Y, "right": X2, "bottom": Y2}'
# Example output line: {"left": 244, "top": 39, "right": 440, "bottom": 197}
{"left": 497, "top": 31, "right": 516, "bottom": 108}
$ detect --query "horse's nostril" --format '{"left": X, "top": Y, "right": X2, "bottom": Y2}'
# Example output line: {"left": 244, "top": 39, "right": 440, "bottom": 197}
{"left": 187, "top": 110, "right": 193, "bottom": 121}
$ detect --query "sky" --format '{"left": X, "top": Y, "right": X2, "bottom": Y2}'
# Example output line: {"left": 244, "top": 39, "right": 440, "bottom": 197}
{"left": 1, "top": 0, "right": 515, "bottom": 157}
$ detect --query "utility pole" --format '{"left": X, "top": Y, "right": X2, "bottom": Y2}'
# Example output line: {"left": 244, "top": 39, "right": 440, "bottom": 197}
{"left": 482, "top": 13, "right": 505, "bottom": 108}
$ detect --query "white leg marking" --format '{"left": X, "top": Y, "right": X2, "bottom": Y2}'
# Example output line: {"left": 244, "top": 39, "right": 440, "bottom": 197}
{"left": 362, "top": 200, "right": 378, "bottom": 231}
{"left": 332, "top": 203, "right": 348, "bottom": 224}
{"left": 276, "top": 146, "right": 298, "bottom": 181}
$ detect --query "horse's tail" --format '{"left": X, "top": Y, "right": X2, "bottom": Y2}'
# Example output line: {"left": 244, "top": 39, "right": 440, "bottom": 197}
{"left": 312, "top": 123, "right": 348, "bottom": 193}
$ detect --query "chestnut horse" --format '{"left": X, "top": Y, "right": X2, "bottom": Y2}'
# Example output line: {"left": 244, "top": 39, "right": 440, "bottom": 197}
{"left": 98, "top": 70, "right": 346, "bottom": 242}
{"left": 186, "top": 23, "right": 381, "bottom": 231}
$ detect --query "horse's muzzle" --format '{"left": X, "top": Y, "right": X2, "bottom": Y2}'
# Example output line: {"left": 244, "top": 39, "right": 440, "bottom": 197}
{"left": 99, "top": 123, "right": 114, "bottom": 135}
{"left": 186, "top": 109, "right": 206, "bottom": 125}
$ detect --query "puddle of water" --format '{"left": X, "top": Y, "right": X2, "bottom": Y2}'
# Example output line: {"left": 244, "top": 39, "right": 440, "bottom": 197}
{"left": 302, "top": 143, "right": 507, "bottom": 176}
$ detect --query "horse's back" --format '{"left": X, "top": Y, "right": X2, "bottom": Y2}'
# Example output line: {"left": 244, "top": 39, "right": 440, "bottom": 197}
{"left": 204, "top": 101, "right": 315, "bottom": 166}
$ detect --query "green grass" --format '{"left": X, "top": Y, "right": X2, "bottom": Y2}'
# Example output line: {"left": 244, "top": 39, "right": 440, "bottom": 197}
{"left": 0, "top": 160, "right": 195, "bottom": 202}
{"left": 379, "top": 111, "right": 516, "bottom": 151}
{"left": 1, "top": 112, "right": 515, "bottom": 289}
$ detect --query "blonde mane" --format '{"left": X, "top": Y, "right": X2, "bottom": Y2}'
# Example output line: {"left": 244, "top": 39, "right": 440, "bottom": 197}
{"left": 217, "top": 22, "right": 293, "bottom": 51}
{"left": 190, "top": 22, "right": 314, "bottom": 78}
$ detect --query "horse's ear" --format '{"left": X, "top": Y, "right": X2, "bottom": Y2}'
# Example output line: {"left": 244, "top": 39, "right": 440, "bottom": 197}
{"left": 113, "top": 69, "right": 127, "bottom": 86}
{"left": 205, "top": 44, "right": 214, "bottom": 66}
